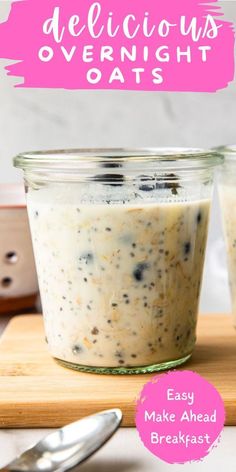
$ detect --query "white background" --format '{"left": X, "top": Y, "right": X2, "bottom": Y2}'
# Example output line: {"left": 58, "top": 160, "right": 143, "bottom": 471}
{"left": 0, "top": 1, "right": 235, "bottom": 314}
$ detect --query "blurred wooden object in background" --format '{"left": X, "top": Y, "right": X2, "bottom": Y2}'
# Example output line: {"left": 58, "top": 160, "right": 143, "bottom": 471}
{"left": 0, "top": 184, "right": 38, "bottom": 314}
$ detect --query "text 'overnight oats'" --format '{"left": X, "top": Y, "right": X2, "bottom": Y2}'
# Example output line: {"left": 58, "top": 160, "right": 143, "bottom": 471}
{"left": 27, "top": 191, "right": 210, "bottom": 371}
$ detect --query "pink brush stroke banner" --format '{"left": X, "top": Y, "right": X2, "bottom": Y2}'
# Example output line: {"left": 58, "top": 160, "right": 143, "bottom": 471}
{"left": 0, "top": 0, "right": 234, "bottom": 91}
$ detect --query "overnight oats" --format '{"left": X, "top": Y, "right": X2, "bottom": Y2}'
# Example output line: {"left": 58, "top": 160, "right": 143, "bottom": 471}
{"left": 14, "top": 148, "right": 222, "bottom": 374}
{"left": 218, "top": 145, "right": 236, "bottom": 326}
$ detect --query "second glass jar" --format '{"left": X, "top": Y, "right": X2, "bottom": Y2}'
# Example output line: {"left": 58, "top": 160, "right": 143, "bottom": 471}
{"left": 217, "top": 145, "right": 236, "bottom": 327}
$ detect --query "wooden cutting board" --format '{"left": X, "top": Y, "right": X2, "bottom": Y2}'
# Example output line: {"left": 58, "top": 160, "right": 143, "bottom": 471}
{"left": 0, "top": 314, "right": 235, "bottom": 428}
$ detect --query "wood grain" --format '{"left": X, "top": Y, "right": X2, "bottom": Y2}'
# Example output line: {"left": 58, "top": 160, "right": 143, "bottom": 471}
{"left": 0, "top": 314, "right": 235, "bottom": 428}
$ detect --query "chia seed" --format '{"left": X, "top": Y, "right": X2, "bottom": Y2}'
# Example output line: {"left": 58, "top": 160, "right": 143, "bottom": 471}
{"left": 197, "top": 211, "right": 202, "bottom": 224}
{"left": 72, "top": 344, "right": 83, "bottom": 355}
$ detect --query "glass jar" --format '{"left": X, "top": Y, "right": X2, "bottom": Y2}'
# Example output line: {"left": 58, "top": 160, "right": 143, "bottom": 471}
{"left": 14, "top": 148, "right": 222, "bottom": 374}
{"left": 217, "top": 145, "right": 236, "bottom": 326}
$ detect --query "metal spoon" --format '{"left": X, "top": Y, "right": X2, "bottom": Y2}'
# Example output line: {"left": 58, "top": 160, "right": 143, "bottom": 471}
{"left": 1, "top": 409, "right": 122, "bottom": 472}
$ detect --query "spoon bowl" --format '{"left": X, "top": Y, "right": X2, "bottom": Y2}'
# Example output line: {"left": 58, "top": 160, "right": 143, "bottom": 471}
{"left": 2, "top": 409, "right": 122, "bottom": 472}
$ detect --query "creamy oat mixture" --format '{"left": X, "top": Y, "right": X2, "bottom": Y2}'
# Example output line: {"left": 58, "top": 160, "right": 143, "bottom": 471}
{"left": 27, "top": 186, "right": 209, "bottom": 368}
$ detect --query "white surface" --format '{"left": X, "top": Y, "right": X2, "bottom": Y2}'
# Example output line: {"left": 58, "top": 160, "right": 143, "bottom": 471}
{"left": 0, "top": 427, "right": 236, "bottom": 471}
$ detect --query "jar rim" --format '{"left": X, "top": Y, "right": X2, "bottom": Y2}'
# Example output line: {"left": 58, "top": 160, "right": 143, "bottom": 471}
{"left": 14, "top": 147, "right": 223, "bottom": 171}
{"left": 215, "top": 145, "right": 236, "bottom": 158}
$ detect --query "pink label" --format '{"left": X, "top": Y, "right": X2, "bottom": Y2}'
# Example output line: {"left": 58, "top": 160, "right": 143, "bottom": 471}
{"left": 136, "top": 371, "right": 225, "bottom": 464}
{"left": 0, "top": 0, "right": 234, "bottom": 91}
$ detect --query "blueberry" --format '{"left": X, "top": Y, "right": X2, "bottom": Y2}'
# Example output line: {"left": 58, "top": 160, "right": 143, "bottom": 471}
{"left": 133, "top": 262, "right": 149, "bottom": 282}
{"left": 137, "top": 175, "right": 155, "bottom": 192}
{"left": 79, "top": 252, "right": 94, "bottom": 264}
{"left": 139, "top": 184, "right": 155, "bottom": 191}
{"left": 94, "top": 173, "right": 124, "bottom": 186}
{"left": 156, "top": 173, "right": 180, "bottom": 195}
{"left": 101, "top": 162, "right": 122, "bottom": 168}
